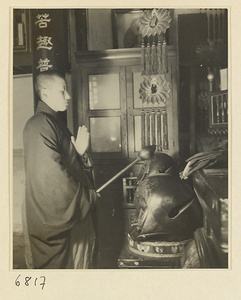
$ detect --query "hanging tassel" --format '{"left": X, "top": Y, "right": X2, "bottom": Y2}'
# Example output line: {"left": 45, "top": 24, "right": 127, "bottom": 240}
{"left": 162, "top": 35, "right": 168, "bottom": 74}
{"left": 152, "top": 38, "right": 158, "bottom": 75}
{"left": 212, "top": 10, "right": 216, "bottom": 40}
{"left": 156, "top": 108, "right": 161, "bottom": 151}
{"left": 146, "top": 109, "right": 150, "bottom": 145}
{"left": 163, "top": 110, "right": 169, "bottom": 150}
{"left": 223, "top": 9, "right": 227, "bottom": 44}
{"left": 151, "top": 109, "right": 156, "bottom": 145}
{"left": 207, "top": 9, "right": 210, "bottom": 41}
{"left": 144, "top": 40, "right": 148, "bottom": 75}
{"left": 141, "top": 39, "right": 145, "bottom": 76}
{"left": 155, "top": 112, "right": 158, "bottom": 148}
{"left": 155, "top": 41, "right": 158, "bottom": 75}
{"left": 150, "top": 40, "right": 154, "bottom": 75}
{"left": 154, "top": 38, "right": 158, "bottom": 75}
{"left": 220, "top": 10, "right": 224, "bottom": 40}
{"left": 157, "top": 34, "right": 162, "bottom": 74}
{"left": 210, "top": 10, "right": 213, "bottom": 40}
{"left": 141, "top": 108, "right": 145, "bottom": 148}
{"left": 217, "top": 9, "right": 221, "bottom": 39}
{"left": 146, "top": 39, "right": 151, "bottom": 76}
{"left": 215, "top": 9, "right": 218, "bottom": 40}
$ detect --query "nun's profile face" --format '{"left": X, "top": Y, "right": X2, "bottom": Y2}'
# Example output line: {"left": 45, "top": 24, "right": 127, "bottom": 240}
{"left": 44, "top": 76, "right": 71, "bottom": 112}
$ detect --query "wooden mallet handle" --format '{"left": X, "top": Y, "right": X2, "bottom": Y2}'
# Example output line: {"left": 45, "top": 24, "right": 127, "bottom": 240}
{"left": 96, "top": 158, "right": 140, "bottom": 193}
{"left": 96, "top": 145, "right": 156, "bottom": 193}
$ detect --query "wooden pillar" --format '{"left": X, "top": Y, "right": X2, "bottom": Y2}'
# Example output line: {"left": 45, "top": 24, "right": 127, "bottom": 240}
{"left": 30, "top": 9, "right": 70, "bottom": 110}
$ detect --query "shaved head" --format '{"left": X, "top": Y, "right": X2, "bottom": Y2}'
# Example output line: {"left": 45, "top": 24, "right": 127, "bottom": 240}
{"left": 34, "top": 70, "right": 70, "bottom": 112}
{"left": 35, "top": 70, "right": 65, "bottom": 98}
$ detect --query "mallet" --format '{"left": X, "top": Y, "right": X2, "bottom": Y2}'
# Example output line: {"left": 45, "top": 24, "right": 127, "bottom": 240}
{"left": 96, "top": 145, "right": 156, "bottom": 193}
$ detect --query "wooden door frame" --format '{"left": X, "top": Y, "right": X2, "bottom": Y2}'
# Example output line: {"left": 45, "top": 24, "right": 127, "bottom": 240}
{"left": 74, "top": 47, "right": 179, "bottom": 160}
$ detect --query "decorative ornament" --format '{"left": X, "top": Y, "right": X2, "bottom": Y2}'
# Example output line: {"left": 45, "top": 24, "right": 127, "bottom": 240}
{"left": 137, "top": 243, "right": 151, "bottom": 253}
{"left": 196, "top": 40, "right": 227, "bottom": 63}
{"left": 134, "top": 8, "right": 172, "bottom": 151}
{"left": 135, "top": 8, "right": 171, "bottom": 37}
{"left": 155, "top": 246, "right": 164, "bottom": 253}
{"left": 139, "top": 75, "right": 171, "bottom": 106}
{"left": 171, "top": 245, "right": 178, "bottom": 254}
{"left": 133, "top": 9, "right": 171, "bottom": 76}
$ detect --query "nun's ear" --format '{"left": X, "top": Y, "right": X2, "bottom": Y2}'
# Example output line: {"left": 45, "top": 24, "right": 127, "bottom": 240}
{"left": 39, "top": 87, "right": 48, "bottom": 100}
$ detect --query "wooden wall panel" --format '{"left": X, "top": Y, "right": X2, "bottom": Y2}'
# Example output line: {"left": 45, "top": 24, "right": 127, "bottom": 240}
{"left": 87, "top": 9, "right": 113, "bottom": 50}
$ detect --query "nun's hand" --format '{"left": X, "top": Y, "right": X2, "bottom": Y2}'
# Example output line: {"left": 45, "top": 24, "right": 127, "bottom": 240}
{"left": 71, "top": 126, "right": 90, "bottom": 156}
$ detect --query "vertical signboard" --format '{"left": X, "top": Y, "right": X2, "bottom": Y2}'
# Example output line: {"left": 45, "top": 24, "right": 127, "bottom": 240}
{"left": 31, "top": 9, "right": 69, "bottom": 109}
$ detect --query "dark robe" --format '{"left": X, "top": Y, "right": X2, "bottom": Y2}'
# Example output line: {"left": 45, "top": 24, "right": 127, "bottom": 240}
{"left": 22, "top": 100, "right": 96, "bottom": 269}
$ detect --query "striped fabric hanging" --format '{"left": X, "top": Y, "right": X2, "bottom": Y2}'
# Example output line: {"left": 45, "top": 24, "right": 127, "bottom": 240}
{"left": 141, "top": 39, "right": 145, "bottom": 75}
{"left": 146, "top": 40, "right": 151, "bottom": 75}
{"left": 151, "top": 109, "right": 156, "bottom": 145}
{"left": 140, "top": 107, "right": 169, "bottom": 151}
{"left": 156, "top": 108, "right": 161, "bottom": 151}
{"left": 157, "top": 35, "right": 162, "bottom": 74}
{"left": 161, "top": 36, "right": 168, "bottom": 74}
{"left": 163, "top": 110, "right": 169, "bottom": 150}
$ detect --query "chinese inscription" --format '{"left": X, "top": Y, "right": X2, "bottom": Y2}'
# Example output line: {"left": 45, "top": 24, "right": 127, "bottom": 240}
{"left": 35, "top": 14, "right": 51, "bottom": 29}
{"left": 37, "top": 36, "right": 53, "bottom": 50}
{"left": 35, "top": 12, "right": 53, "bottom": 72}
{"left": 37, "top": 58, "right": 53, "bottom": 72}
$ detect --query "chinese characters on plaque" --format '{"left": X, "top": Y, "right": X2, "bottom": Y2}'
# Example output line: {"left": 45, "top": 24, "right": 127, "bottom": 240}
{"left": 31, "top": 9, "right": 69, "bottom": 75}
{"left": 34, "top": 13, "right": 53, "bottom": 72}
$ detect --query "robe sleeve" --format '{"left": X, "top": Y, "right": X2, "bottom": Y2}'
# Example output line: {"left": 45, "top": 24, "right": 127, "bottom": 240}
{"left": 23, "top": 113, "right": 92, "bottom": 238}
